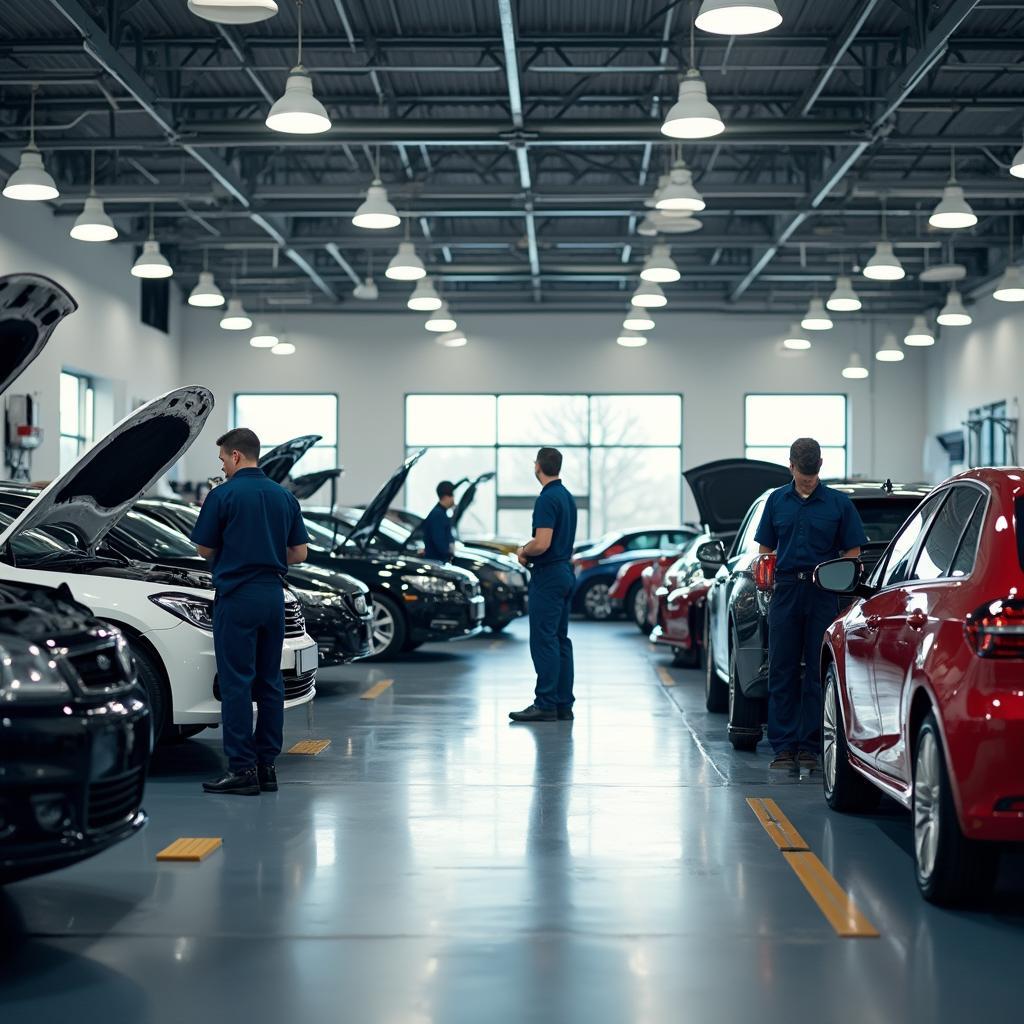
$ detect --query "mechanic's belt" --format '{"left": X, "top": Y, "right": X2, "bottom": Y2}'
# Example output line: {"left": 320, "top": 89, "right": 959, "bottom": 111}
{"left": 776, "top": 569, "right": 816, "bottom": 581}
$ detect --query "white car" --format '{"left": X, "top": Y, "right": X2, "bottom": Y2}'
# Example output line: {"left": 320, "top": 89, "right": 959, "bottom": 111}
{"left": 0, "top": 273, "right": 318, "bottom": 740}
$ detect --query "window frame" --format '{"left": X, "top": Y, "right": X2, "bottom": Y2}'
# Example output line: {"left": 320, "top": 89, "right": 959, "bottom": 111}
{"left": 909, "top": 483, "right": 989, "bottom": 584}
{"left": 743, "top": 392, "right": 849, "bottom": 478}
{"left": 231, "top": 391, "right": 340, "bottom": 477}
{"left": 59, "top": 370, "right": 95, "bottom": 470}
{"left": 872, "top": 491, "right": 949, "bottom": 591}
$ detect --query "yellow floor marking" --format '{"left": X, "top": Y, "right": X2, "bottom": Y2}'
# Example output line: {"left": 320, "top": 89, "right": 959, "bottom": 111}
{"left": 747, "top": 797, "right": 810, "bottom": 852}
{"left": 287, "top": 739, "right": 332, "bottom": 755}
{"left": 360, "top": 679, "right": 394, "bottom": 700}
{"left": 156, "top": 838, "right": 222, "bottom": 862}
{"left": 656, "top": 665, "right": 676, "bottom": 687}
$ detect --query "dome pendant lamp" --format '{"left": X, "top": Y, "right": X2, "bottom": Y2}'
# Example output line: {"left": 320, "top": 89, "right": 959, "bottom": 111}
{"left": 131, "top": 205, "right": 173, "bottom": 279}
{"left": 265, "top": 0, "right": 331, "bottom": 135}
{"left": 385, "top": 223, "right": 426, "bottom": 281}
{"left": 801, "top": 297, "right": 833, "bottom": 331}
{"left": 640, "top": 244, "right": 681, "bottom": 283}
{"left": 994, "top": 215, "right": 1024, "bottom": 302}
{"left": 661, "top": 22, "right": 723, "bottom": 139}
{"left": 408, "top": 275, "right": 442, "bottom": 311}
{"left": 188, "top": 0, "right": 278, "bottom": 24}
{"left": 71, "top": 150, "right": 117, "bottom": 241}
{"left": 937, "top": 288, "right": 972, "bottom": 327}
{"left": 695, "top": 0, "right": 782, "bottom": 36}
{"left": 863, "top": 196, "right": 905, "bottom": 281}
{"left": 783, "top": 324, "right": 811, "bottom": 351}
{"left": 616, "top": 330, "right": 648, "bottom": 348}
{"left": 826, "top": 274, "right": 861, "bottom": 312}
{"left": 352, "top": 177, "right": 400, "bottom": 230}
{"left": 631, "top": 280, "right": 668, "bottom": 308}
{"left": 3, "top": 85, "right": 59, "bottom": 202}
{"left": 875, "top": 333, "right": 905, "bottom": 362}
{"left": 842, "top": 352, "right": 869, "bottom": 379}
{"left": 425, "top": 302, "right": 456, "bottom": 333}
{"left": 655, "top": 159, "right": 705, "bottom": 213}
{"left": 904, "top": 315, "right": 935, "bottom": 347}
{"left": 436, "top": 328, "right": 468, "bottom": 348}
{"left": 188, "top": 251, "right": 225, "bottom": 307}
{"left": 929, "top": 148, "right": 977, "bottom": 230}
{"left": 623, "top": 311, "right": 655, "bottom": 331}
{"left": 250, "top": 321, "right": 280, "bottom": 348}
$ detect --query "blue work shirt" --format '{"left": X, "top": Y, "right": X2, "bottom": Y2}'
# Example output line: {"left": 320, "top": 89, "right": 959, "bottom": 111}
{"left": 754, "top": 481, "right": 867, "bottom": 573}
{"left": 531, "top": 479, "right": 578, "bottom": 567}
{"left": 422, "top": 503, "right": 453, "bottom": 561}
{"left": 190, "top": 467, "right": 309, "bottom": 596}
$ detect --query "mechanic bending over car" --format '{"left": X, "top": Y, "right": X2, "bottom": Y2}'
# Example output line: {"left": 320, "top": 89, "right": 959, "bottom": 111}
{"left": 422, "top": 480, "right": 456, "bottom": 561}
{"left": 754, "top": 437, "right": 867, "bottom": 773}
{"left": 191, "top": 427, "right": 310, "bottom": 797}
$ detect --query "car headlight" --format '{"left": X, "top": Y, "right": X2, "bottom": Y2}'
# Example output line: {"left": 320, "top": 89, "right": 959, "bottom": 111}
{"left": 353, "top": 593, "right": 369, "bottom": 615}
{"left": 0, "top": 642, "right": 72, "bottom": 703}
{"left": 149, "top": 592, "right": 214, "bottom": 631}
{"left": 115, "top": 632, "right": 134, "bottom": 679}
{"left": 401, "top": 574, "right": 457, "bottom": 596}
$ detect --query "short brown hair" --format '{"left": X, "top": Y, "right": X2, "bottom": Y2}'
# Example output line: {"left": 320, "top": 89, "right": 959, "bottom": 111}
{"left": 217, "top": 427, "right": 261, "bottom": 461}
{"left": 536, "top": 447, "right": 563, "bottom": 477}
{"left": 790, "top": 437, "right": 822, "bottom": 476}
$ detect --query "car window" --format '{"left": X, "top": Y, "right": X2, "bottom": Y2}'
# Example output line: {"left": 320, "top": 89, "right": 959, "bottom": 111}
{"left": 737, "top": 500, "right": 765, "bottom": 556}
{"left": 664, "top": 531, "right": 689, "bottom": 547}
{"left": 914, "top": 487, "right": 984, "bottom": 581}
{"left": 625, "top": 532, "right": 660, "bottom": 550}
{"left": 851, "top": 498, "right": 924, "bottom": 545}
{"left": 880, "top": 493, "right": 947, "bottom": 588}
{"left": 949, "top": 493, "right": 986, "bottom": 578}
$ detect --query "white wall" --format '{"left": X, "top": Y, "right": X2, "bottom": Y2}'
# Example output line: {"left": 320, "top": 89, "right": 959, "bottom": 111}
{"left": 0, "top": 199, "right": 183, "bottom": 480}
{"left": 181, "top": 306, "right": 928, "bottom": 502}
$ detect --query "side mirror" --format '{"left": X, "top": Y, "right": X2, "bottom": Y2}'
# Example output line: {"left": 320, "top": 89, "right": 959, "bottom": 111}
{"left": 814, "top": 558, "right": 863, "bottom": 595}
{"left": 696, "top": 540, "right": 726, "bottom": 578}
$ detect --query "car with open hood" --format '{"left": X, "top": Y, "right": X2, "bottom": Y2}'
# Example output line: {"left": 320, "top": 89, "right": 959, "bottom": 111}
{"left": 0, "top": 274, "right": 318, "bottom": 743}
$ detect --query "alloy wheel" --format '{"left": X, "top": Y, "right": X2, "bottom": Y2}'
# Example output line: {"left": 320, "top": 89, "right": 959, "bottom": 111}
{"left": 585, "top": 583, "right": 612, "bottom": 619}
{"left": 822, "top": 678, "right": 838, "bottom": 795}
{"left": 634, "top": 588, "right": 647, "bottom": 625}
{"left": 914, "top": 731, "right": 942, "bottom": 882}
{"left": 371, "top": 602, "right": 397, "bottom": 655}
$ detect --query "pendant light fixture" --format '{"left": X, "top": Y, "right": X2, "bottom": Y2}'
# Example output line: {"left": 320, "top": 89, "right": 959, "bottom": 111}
{"left": 655, "top": 158, "right": 705, "bottom": 212}
{"left": 408, "top": 275, "right": 442, "bottom": 311}
{"left": 188, "top": 251, "right": 225, "bottom": 307}
{"left": 385, "top": 227, "right": 426, "bottom": 281}
{"left": 1011, "top": 134, "right": 1024, "bottom": 179}
{"left": 3, "top": 85, "right": 59, "bottom": 202}
{"left": 937, "top": 288, "right": 972, "bottom": 327}
{"left": 623, "top": 311, "right": 655, "bottom": 331}
{"left": 929, "top": 148, "right": 976, "bottom": 230}
{"left": 863, "top": 196, "right": 905, "bottom": 281}
{"left": 875, "top": 333, "right": 905, "bottom": 362}
{"left": 220, "top": 296, "right": 252, "bottom": 330}
{"left": 352, "top": 277, "right": 378, "bottom": 300}
{"left": 637, "top": 216, "right": 659, "bottom": 237}
{"left": 782, "top": 323, "right": 811, "bottom": 351}
{"left": 994, "top": 215, "right": 1024, "bottom": 302}
{"left": 616, "top": 329, "right": 648, "bottom": 348}
{"left": 425, "top": 302, "right": 456, "bottom": 333}
{"left": 250, "top": 321, "right": 279, "bottom": 348}
{"left": 640, "top": 244, "right": 681, "bottom": 284}
{"left": 436, "top": 328, "right": 468, "bottom": 348}
{"left": 271, "top": 339, "right": 296, "bottom": 355}
{"left": 842, "top": 352, "right": 869, "bottom": 379}
{"left": 801, "top": 297, "right": 833, "bottom": 331}
{"left": 131, "top": 205, "right": 173, "bottom": 279}
{"left": 265, "top": 0, "right": 331, "bottom": 134}
{"left": 188, "top": 0, "right": 279, "bottom": 24}
{"left": 904, "top": 316, "right": 935, "bottom": 347}
{"left": 826, "top": 274, "right": 861, "bottom": 312}
{"left": 645, "top": 173, "right": 671, "bottom": 208}
{"left": 661, "top": 21, "right": 724, "bottom": 139}
{"left": 70, "top": 150, "right": 117, "bottom": 241}
{"left": 352, "top": 153, "right": 400, "bottom": 231}
{"left": 695, "top": 0, "right": 782, "bottom": 35}
{"left": 631, "top": 280, "right": 668, "bottom": 308}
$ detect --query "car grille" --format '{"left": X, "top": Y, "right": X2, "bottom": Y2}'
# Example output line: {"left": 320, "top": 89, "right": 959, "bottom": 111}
{"left": 65, "top": 637, "right": 130, "bottom": 694}
{"left": 87, "top": 768, "right": 144, "bottom": 833}
{"left": 284, "top": 675, "right": 315, "bottom": 701}
{"left": 284, "top": 601, "right": 306, "bottom": 638}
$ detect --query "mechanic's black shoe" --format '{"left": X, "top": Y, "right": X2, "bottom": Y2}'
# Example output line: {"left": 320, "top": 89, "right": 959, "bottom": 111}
{"left": 797, "top": 751, "right": 819, "bottom": 772}
{"left": 557, "top": 706, "right": 574, "bottom": 721}
{"left": 257, "top": 764, "right": 278, "bottom": 792}
{"left": 509, "top": 704, "right": 557, "bottom": 722}
{"left": 203, "top": 769, "right": 260, "bottom": 795}
{"left": 768, "top": 751, "right": 797, "bottom": 771}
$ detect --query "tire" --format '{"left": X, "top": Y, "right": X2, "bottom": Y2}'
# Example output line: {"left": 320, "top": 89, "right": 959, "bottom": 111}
{"left": 628, "top": 582, "right": 647, "bottom": 633}
{"left": 704, "top": 607, "right": 728, "bottom": 712}
{"left": 488, "top": 620, "right": 512, "bottom": 634}
{"left": 366, "top": 593, "right": 407, "bottom": 660}
{"left": 913, "top": 712, "right": 1000, "bottom": 905}
{"left": 128, "top": 639, "right": 170, "bottom": 744}
{"left": 672, "top": 643, "right": 699, "bottom": 668}
{"left": 822, "top": 662, "right": 881, "bottom": 813}
{"left": 728, "top": 640, "right": 762, "bottom": 751}
{"left": 581, "top": 579, "right": 614, "bottom": 621}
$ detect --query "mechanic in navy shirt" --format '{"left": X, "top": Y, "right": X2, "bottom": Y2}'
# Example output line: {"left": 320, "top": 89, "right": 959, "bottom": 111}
{"left": 191, "top": 427, "right": 310, "bottom": 796}
{"left": 510, "top": 447, "right": 578, "bottom": 723}
{"left": 422, "top": 480, "right": 456, "bottom": 561}
{"left": 754, "top": 437, "right": 867, "bottom": 772}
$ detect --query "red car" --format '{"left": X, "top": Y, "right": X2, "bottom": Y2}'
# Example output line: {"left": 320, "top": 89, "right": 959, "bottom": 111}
{"left": 641, "top": 554, "right": 679, "bottom": 631}
{"left": 609, "top": 555, "right": 672, "bottom": 628}
{"left": 648, "top": 535, "right": 720, "bottom": 666}
{"left": 815, "top": 468, "right": 1024, "bottom": 905}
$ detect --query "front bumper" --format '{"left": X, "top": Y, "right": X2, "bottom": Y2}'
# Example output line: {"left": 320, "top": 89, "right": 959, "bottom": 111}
{"left": 0, "top": 695, "right": 151, "bottom": 884}
{"left": 408, "top": 593, "right": 486, "bottom": 642}
{"left": 303, "top": 602, "right": 374, "bottom": 666}
{"left": 481, "top": 582, "right": 528, "bottom": 626}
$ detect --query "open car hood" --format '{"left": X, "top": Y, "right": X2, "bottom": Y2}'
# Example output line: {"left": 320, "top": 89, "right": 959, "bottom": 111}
{"left": 347, "top": 449, "right": 426, "bottom": 551}
{"left": 287, "top": 468, "right": 343, "bottom": 501}
{"left": 0, "top": 273, "right": 78, "bottom": 395}
{"left": 258, "top": 434, "right": 321, "bottom": 483}
{"left": 683, "top": 458, "right": 792, "bottom": 534}
{"left": 0, "top": 387, "right": 214, "bottom": 552}
{"left": 451, "top": 471, "right": 495, "bottom": 530}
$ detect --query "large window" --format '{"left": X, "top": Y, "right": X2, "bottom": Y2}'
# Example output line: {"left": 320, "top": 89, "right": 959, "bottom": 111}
{"left": 233, "top": 393, "right": 339, "bottom": 499}
{"left": 405, "top": 394, "right": 683, "bottom": 538}
{"left": 745, "top": 394, "right": 848, "bottom": 478}
{"left": 59, "top": 371, "right": 94, "bottom": 472}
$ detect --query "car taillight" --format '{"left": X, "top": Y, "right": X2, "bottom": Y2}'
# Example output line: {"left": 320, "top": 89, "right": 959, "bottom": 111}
{"left": 965, "top": 599, "right": 1024, "bottom": 658}
{"left": 753, "top": 553, "right": 776, "bottom": 592}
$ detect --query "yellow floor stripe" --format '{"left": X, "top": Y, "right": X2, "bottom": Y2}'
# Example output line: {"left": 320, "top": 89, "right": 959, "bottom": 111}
{"left": 287, "top": 739, "right": 331, "bottom": 755}
{"left": 747, "top": 797, "right": 810, "bottom": 852}
{"left": 360, "top": 679, "right": 394, "bottom": 700}
{"left": 156, "top": 838, "right": 222, "bottom": 862}
{"left": 656, "top": 665, "right": 676, "bottom": 687}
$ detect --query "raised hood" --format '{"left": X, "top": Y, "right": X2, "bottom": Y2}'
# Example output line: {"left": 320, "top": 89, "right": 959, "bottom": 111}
{"left": 452, "top": 471, "right": 495, "bottom": 530}
{"left": 347, "top": 449, "right": 426, "bottom": 551}
{"left": 683, "top": 458, "right": 792, "bottom": 534}
{"left": 0, "top": 387, "right": 214, "bottom": 552}
{"left": 287, "top": 468, "right": 343, "bottom": 501}
{"left": 0, "top": 273, "right": 78, "bottom": 395}
{"left": 259, "top": 434, "right": 321, "bottom": 483}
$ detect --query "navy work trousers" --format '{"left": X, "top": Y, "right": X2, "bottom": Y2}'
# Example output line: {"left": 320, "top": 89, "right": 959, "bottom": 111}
{"left": 528, "top": 562, "right": 575, "bottom": 711}
{"left": 213, "top": 583, "right": 286, "bottom": 772}
{"left": 766, "top": 579, "right": 838, "bottom": 756}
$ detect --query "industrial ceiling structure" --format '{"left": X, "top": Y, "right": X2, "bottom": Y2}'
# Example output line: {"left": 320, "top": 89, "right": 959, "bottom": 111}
{"left": 2, "top": 0, "right": 1024, "bottom": 318}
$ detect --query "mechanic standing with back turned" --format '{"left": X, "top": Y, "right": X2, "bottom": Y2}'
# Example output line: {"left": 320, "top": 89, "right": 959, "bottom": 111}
{"left": 191, "top": 428, "right": 310, "bottom": 796}
{"left": 754, "top": 438, "right": 866, "bottom": 772}
{"left": 422, "top": 480, "right": 456, "bottom": 561}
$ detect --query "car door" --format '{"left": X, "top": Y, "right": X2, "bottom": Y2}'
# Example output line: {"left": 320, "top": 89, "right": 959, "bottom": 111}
{"left": 710, "top": 499, "right": 764, "bottom": 676}
{"left": 872, "top": 485, "right": 987, "bottom": 781}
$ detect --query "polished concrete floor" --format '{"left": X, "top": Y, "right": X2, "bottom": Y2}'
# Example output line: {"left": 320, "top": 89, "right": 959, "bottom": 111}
{"left": 2, "top": 618, "right": 1022, "bottom": 1023}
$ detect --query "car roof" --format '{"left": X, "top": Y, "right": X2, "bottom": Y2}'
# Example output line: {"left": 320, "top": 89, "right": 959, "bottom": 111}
{"left": 754, "top": 480, "right": 932, "bottom": 502}
{"left": 942, "top": 467, "right": 1024, "bottom": 488}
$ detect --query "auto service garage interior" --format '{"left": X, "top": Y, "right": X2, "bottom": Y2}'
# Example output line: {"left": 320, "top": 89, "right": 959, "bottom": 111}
{"left": 1, "top": 0, "right": 1023, "bottom": 1020}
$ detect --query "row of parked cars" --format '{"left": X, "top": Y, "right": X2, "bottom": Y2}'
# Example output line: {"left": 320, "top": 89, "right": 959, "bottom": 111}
{"left": 1, "top": 273, "right": 528, "bottom": 887}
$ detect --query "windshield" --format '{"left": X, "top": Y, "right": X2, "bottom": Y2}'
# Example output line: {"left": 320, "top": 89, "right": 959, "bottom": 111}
{"left": 0, "top": 508, "right": 77, "bottom": 560}
{"left": 115, "top": 511, "right": 199, "bottom": 558}
{"left": 853, "top": 498, "right": 922, "bottom": 545}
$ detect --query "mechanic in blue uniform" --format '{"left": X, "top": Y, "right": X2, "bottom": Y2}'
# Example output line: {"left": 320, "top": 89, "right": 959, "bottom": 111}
{"left": 754, "top": 438, "right": 866, "bottom": 771}
{"left": 510, "top": 447, "right": 578, "bottom": 723}
{"left": 422, "top": 480, "right": 456, "bottom": 561}
{"left": 191, "top": 427, "right": 310, "bottom": 796}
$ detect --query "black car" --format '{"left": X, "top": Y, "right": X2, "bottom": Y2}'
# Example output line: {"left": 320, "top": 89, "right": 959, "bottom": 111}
{"left": 0, "top": 579, "right": 151, "bottom": 885}
{"left": 701, "top": 474, "right": 932, "bottom": 751}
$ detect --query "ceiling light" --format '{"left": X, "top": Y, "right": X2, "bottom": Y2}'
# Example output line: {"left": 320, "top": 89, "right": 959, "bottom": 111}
{"left": 842, "top": 352, "right": 869, "bottom": 379}
{"left": 1011, "top": 136, "right": 1024, "bottom": 179}
{"left": 631, "top": 280, "right": 667, "bottom": 308}
{"left": 783, "top": 323, "right": 811, "bottom": 350}
{"left": 826, "top": 274, "right": 861, "bottom": 312}
{"left": 425, "top": 302, "right": 456, "bottom": 332}
{"left": 131, "top": 239, "right": 172, "bottom": 279}
{"left": 937, "top": 288, "right": 972, "bottom": 327}
{"left": 994, "top": 265, "right": 1024, "bottom": 302}
{"left": 645, "top": 173, "right": 670, "bottom": 209}
{"left": 616, "top": 330, "right": 648, "bottom": 348}
{"left": 661, "top": 69, "right": 724, "bottom": 139}
{"left": 352, "top": 277, "right": 379, "bottom": 300}
{"left": 695, "top": 0, "right": 782, "bottom": 35}
{"left": 3, "top": 86, "right": 58, "bottom": 202}
{"left": 875, "top": 333, "right": 905, "bottom": 362}
{"left": 271, "top": 341, "right": 296, "bottom": 355}
{"left": 265, "top": 1, "right": 329, "bottom": 134}
{"left": 188, "top": 270, "right": 225, "bottom": 307}
{"left": 863, "top": 241, "right": 905, "bottom": 281}
{"left": 623, "top": 312, "right": 655, "bottom": 331}
{"left": 220, "top": 296, "right": 252, "bottom": 330}
{"left": 352, "top": 179, "right": 400, "bottom": 230}
{"left": 250, "top": 322, "right": 279, "bottom": 348}
{"left": 652, "top": 212, "right": 703, "bottom": 234}
{"left": 640, "top": 244, "right": 681, "bottom": 284}
{"left": 655, "top": 162, "right": 705, "bottom": 213}
{"left": 408, "top": 276, "right": 442, "bottom": 311}
{"left": 436, "top": 328, "right": 467, "bottom": 348}
{"left": 904, "top": 316, "right": 935, "bottom": 347}
{"left": 637, "top": 216, "right": 658, "bottom": 237}
{"left": 385, "top": 240, "right": 426, "bottom": 281}
{"left": 801, "top": 297, "right": 833, "bottom": 331}
{"left": 187, "top": 0, "right": 279, "bottom": 24}
{"left": 71, "top": 195, "right": 117, "bottom": 242}
{"left": 929, "top": 183, "right": 977, "bottom": 231}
